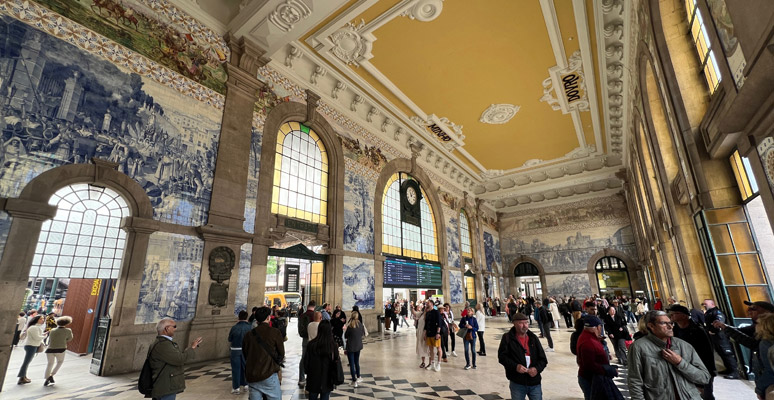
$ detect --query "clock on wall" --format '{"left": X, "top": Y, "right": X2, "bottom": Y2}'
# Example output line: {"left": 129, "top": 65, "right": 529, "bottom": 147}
{"left": 400, "top": 179, "right": 422, "bottom": 227}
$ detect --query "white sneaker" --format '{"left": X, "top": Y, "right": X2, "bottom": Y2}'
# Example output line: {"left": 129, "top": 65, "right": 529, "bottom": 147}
{"left": 452, "top": 351, "right": 458, "bottom": 357}
{"left": 433, "top": 362, "right": 441, "bottom": 372}
{"left": 425, "top": 362, "right": 434, "bottom": 369}
{"left": 351, "top": 381, "right": 359, "bottom": 388}
{"left": 231, "top": 388, "right": 241, "bottom": 395}
{"left": 243, "top": 385, "right": 249, "bottom": 392}
{"left": 356, "top": 377, "right": 363, "bottom": 383}
{"left": 546, "top": 347, "right": 555, "bottom": 352}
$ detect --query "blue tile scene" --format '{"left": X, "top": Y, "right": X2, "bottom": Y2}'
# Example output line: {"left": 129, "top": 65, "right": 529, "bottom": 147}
{"left": 235, "top": 243, "right": 253, "bottom": 315}
{"left": 483, "top": 231, "right": 502, "bottom": 273}
{"left": 446, "top": 215, "right": 461, "bottom": 269}
{"left": 449, "top": 269, "right": 463, "bottom": 304}
{"left": 135, "top": 232, "right": 204, "bottom": 324}
{"left": 342, "top": 256, "right": 375, "bottom": 311}
{"left": 243, "top": 125, "right": 263, "bottom": 234}
{"left": 0, "top": 15, "right": 221, "bottom": 226}
{"left": 0, "top": 211, "right": 10, "bottom": 261}
{"left": 343, "top": 170, "right": 375, "bottom": 254}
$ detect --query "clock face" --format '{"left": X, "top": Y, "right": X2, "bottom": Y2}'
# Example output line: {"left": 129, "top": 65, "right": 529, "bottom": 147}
{"left": 406, "top": 186, "right": 418, "bottom": 205}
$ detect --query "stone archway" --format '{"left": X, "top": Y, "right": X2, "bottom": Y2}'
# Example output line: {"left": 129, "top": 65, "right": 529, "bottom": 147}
{"left": 586, "top": 248, "right": 640, "bottom": 296}
{"left": 507, "top": 255, "right": 547, "bottom": 299}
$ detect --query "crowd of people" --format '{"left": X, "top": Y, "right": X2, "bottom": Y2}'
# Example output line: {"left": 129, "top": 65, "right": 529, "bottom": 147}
{"left": 133, "top": 292, "right": 774, "bottom": 400}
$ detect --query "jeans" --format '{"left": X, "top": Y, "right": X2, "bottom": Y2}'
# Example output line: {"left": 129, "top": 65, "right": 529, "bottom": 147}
{"left": 463, "top": 339, "right": 476, "bottom": 367}
{"left": 17, "top": 345, "right": 37, "bottom": 378}
{"left": 509, "top": 381, "right": 542, "bottom": 400}
{"left": 347, "top": 350, "right": 361, "bottom": 381}
{"left": 230, "top": 349, "right": 247, "bottom": 389}
{"left": 541, "top": 322, "right": 553, "bottom": 348}
{"left": 626, "top": 311, "right": 636, "bottom": 324}
{"left": 309, "top": 392, "right": 330, "bottom": 400}
{"left": 477, "top": 331, "right": 486, "bottom": 354}
{"left": 158, "top": 394, "right": 176, "bottom": 400}
{"left": 578, "top": 376, "right": 591, "bottom": 400}
{"left": 248, "top": 372, "right": 282, "bottom": 400}
{"left": 299, "top": 337, "right": 309, "bottom": 382}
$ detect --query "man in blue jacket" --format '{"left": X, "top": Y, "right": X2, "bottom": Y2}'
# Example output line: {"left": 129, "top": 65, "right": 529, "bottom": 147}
{"left": 499, "top": 312, "right": 548, "bottom": 400}
{"left": 228, "top": 310, "right": 252, "bottom": 394}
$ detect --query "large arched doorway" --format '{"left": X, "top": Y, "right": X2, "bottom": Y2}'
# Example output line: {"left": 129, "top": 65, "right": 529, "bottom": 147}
{"left": 513, "top": 261, "right": 541, "bottom": 299}
{"left": 594, "top": 256, "right": 633, "bottom": 297}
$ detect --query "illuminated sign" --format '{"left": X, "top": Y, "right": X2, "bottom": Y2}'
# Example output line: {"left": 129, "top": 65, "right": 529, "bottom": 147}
{"left": 384, "top": 257, "right": 442, "bottom": 288}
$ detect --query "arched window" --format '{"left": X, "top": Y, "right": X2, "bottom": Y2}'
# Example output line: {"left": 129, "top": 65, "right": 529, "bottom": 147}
{"left": 685, "top": 0, "right": 722, "bottom": 93}
{"left": 30, "top": 184, "right": 129, "bottom": 279}
{"left": 271, "top": 122, "right": 328, "bottom": 224}
{"left": 459, "top": 209, "right": 472, "bottom": 260}
{"left": 514, "top": 262, "right": 539, "bottom": 277}
{"left": 381, "top": 172, "right": 438, "bottom": 261}
{"left": 595, "top": 256, "right": 632, "bottom": 296}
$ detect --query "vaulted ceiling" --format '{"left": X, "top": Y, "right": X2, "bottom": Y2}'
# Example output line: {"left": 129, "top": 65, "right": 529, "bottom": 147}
{"left": 176, "top": 0, "right": 635, "bottom": 213}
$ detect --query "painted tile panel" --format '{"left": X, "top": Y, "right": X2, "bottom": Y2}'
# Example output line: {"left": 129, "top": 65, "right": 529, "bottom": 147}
{"left": 446, "top": 215, "right": 460, "bottom": 269}
{"left": 343, "top": 163, "right": 375, "bottom": 254}
{"left": 545, "top": 273, "right": 592, "bottom": 298}
{"left": 449, "top": 269, "right": 463, "bottom": 304}
{"left": 0, "top": 211, "right": 11, "bottom": 260}
{"left": 342, "top": 256, "right": 374, "bottom": 311}
{"left": 234, "top": 243, "right": 252, "bottom": 315}
{"left": 0, "top": 15, "right": 221, "bottom": 226}
{"left": 135, "top": 232, "right": 203, "bottom": 324}
{"left": 243, "top": 123, "right": 263, "bottom": 234}
{"left": 484, "top": 230, "right": 502, "bottom": 274}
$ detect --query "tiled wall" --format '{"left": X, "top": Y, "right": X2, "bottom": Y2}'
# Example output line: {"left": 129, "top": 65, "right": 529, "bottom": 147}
{"left": 449, "top": 269, "right": 463, "bottom": 304}
{"left": 342, "top": 256, "right": 375, "bottom": 310}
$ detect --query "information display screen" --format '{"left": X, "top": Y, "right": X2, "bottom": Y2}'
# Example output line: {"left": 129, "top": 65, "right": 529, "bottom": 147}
{"left": 383, "top": 257, "right": 442, "bottom": 288}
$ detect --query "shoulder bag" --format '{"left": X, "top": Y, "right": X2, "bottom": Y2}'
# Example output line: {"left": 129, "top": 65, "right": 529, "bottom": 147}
{"left": 456, "top": 325, "right": 468, "bottom": 339}
{"left": 251, "top": 329, "right": 285, "bottom": 368}
{"left": 330, "top": 353, "right": 345, "bottom": 386}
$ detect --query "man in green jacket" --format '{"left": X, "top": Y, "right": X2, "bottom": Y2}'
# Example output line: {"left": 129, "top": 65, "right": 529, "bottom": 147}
{"left": 149, "top": 318, "right": 203, "bottom": 400}
{"left": 628, "top": 310, "right": 710, "bottom": 400}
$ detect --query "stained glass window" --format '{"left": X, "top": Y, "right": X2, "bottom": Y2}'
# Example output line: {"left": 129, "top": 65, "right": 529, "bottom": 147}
{"left": 381, "top": 173, "right": 438, "bottom": 261}
{"left": 685, "top": 0, "right": 722, "bottom": 93}
{"left": 460, "top": 209, "right": 472, "bottom": 259}
{"left": 271, "top": 122, "right": 328, "bottom": 224}
{"left": 30, "top": 184, "right": 129, "bottom": 279}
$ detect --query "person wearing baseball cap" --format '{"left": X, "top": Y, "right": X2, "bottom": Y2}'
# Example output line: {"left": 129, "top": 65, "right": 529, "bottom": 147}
{"left": 576, "top": 316, "right": 623, "bottom": 399}
{"left": 712, "top": 299, "right": 774, "bottom": 383}
{"left": 669, "top": 305, "right": 715, "bottom": 399}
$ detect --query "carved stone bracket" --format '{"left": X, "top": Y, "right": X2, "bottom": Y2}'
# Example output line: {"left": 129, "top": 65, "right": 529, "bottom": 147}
{"left": 305, "top": 89, "right": 321, "bottom": 127}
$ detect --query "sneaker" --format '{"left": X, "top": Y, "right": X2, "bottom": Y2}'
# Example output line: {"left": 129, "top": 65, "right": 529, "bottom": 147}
{"left": 356, "top": 377, "right": 363, "bottom": 383}
{"left": 473, "top": 365, "right": 477, "bottom": 369}
{"left": 298, "top": 380, "right": 306, "bottom": 387}
{"left": 546, "top": 347, "right": 555, "bottom": 352}
{"left": 49, "top": 376, "right": 55, "bottom": 384}
{"left": 433, "top": 362, "right": 440, "bottom": 372}
{"left": 425, "top": 362, "right": 433, "bottom": 369}
{"left": 452, "top": 351, "right": 458, "bottom": 357}
{"left": 230, "top": 388, "right": 240, "bottom": 395}
{"left": 464, "top": 365, "right": 471, "bottom": 370}
{"left": 43, "top": 377, "right": 52, "bottom": 387}
{"left": 243, "top": 385, "right": 249, "bottom": 392}
{"left": 351, "top": 381, "right": 359, "bottom": 388}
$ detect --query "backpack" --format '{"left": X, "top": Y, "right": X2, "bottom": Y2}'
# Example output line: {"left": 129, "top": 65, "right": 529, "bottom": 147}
{"left": 138, "top": 341, "right": 166, "bottom": 398}
{"left": 298, "top": 312, "right": 310, "bottom": 338}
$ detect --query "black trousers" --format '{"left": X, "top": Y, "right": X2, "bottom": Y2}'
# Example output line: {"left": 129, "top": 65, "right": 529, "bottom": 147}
{"left": 710, "top": 333, "right": 738, "bottom": 373}
{"left": 477, "top": 331, "right": 486, "bottom": 354}
{"left": 563, "top": 313, "right": 573, "bottom": 329}
{"left": 541, "top": 322, "right": 553, "bottom": 348}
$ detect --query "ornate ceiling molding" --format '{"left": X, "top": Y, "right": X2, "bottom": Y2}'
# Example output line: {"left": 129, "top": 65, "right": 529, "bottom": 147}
{"left": 400, "top": 0, "right": 445, "bottom": 22}
{"left": 268, "top": 0, "right": 311, "bottom": 32}
{"left": 539, "top": 50, "right": 590, "bottom": 114}
{"left": 329, "top": 20, "right": 374, "bottom": 66}
{"left": 479, "top": 104, "right": 520, "bottom": 125}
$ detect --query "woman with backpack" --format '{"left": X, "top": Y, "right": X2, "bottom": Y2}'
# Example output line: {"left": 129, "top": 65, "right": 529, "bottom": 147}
{"left": 344, "top": 311, "right": 365, "bottom": 387}
{"left": 304, "top": 320, "right": 341, "bottom": 400}
{"left": 17, "top": 315, "right": 45, "bottom": 384}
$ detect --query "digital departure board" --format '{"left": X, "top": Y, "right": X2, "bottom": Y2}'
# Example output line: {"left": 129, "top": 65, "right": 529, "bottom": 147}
{"left": 383, "top": 257, "right": 442, "bottom": 288}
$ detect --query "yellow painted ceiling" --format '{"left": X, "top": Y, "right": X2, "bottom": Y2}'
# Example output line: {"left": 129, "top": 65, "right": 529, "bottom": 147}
{"left": 312, "top": 0, "right": 605, "bottom": 171}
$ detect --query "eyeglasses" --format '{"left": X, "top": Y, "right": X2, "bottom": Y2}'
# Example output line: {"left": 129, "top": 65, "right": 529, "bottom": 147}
{"left": 654, "top": 321, "right": 674, "bottom": 327}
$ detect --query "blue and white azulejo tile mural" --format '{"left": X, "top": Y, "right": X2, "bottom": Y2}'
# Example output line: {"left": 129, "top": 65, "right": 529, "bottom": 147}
{"left": 243, "top": 123, "right": 263, "bottom": 234}
{"left": 0, "top": 15, "right": 222, "bottom": 226}
{"left": 446, "top": 215, "right": 461, "bottom": 269}
{"left": 484, "top": 231, "right": 502, "bottom": 273}
{"left": 235, "top": 243, "right": 252, "bottom": 315}
{"left": 545, "top": 273, "right": 592, "bottom": 298}
{"left": 0, "top": 211, "right": 11, "bottom": 260}
{"left": 449, "top": 269, "right": 463, "bottom": 304}
{"left": 343, "top": 165, "right": 375, "bottom": 254}
{"left": 342, "top": 256, "right": 374, "bottom": 311}
{"left": 135, "top": 232, "right": 204, "bottom": 324}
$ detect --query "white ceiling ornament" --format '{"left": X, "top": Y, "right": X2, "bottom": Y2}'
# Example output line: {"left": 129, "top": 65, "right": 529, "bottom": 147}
{"left": 539, "top": 50, "right": 590, "bottom": 114}
{"left": 401, "top": 0, "right": 445, "bottom": 22}
{"left": 268, "top": 0, "right": 312, "bottom": 32}
{"left": 480, "top": 169, "right": 505, "bottom": 180}
{"left": 479, "top": 104, "right": 520, "bottom": 125}
{"left": 329, "top": 20, "right": 373, "bottom": 66}
{"left": 522, "top": 159, "right": 543, "bottom": 168}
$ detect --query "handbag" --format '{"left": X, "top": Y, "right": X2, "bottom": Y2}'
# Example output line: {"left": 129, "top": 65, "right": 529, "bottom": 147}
{"left": 456, "top": 326, "right": 468, "bottom": 339}
{"left": 331, "top": 356, "right": 345, "bottom": 386}
{"left": 465, "top": 331, "right": 473, "bottom": 341}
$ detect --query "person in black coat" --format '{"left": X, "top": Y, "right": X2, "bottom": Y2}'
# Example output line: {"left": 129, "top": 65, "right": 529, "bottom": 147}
{"left": 670, "top": 305, "right": 716, "bottom": 400}
{"left": 602, "top": 306, "right": 630, "bottom": 365}
{"left": 536, "top": 301, "right": 554, "bottom": 351}
{"left": 703, "top": 299, "right": 739, "bottom": 378}
{"left": 331, "top": 308, "right": 346, "bottom": 348}
{"left": 304, "top": 320, "right": 340, "bottom": 399}
{"left": 499, "top": 312, "right": 548, "bottom": 399}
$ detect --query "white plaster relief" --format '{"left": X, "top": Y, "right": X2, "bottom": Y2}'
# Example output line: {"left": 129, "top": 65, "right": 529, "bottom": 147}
{"left": 329, "top": 20, "right": 372, "bottom": 66}
{"left": 539, "top": 50, "right": 590, "bottom": 114}
{"left": 310, "top": 65, "right": 326, "bottom": 85}
{"left": 268, "top": 0, "right": 312, "bottom": 32}
{"left": 400, "top": 0, "right": 445, "bottom": 22}
{"left": 332, "top": 81, "right": 346, "bottom": 99}
{"left": 479, "top": 104, "right": 520, "bottom": 124}
{"left": 285, "top": 45, "right": 303, "bottom": 67}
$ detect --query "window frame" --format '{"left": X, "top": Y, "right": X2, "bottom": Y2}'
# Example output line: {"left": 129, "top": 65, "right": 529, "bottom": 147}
{"left": 685, "top": 0, "right": 723, "bottom": 94}
{"left": 381, "top": 172, "right": 439, "bottom": 262}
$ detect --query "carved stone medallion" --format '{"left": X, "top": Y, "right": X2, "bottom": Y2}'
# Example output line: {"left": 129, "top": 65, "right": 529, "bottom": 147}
{"left": 479, "top": 104, "right": 520, "bottom": 124}
{"left": 208, "top": 282, "right": 229, "bottom": 307}
{"left": 208, "top": 246, "right": 236, "bottom": 283}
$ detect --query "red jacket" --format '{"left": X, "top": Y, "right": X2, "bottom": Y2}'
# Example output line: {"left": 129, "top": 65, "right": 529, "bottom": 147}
{"left": 576, "top": 330, "right": 609, "bottom": 380}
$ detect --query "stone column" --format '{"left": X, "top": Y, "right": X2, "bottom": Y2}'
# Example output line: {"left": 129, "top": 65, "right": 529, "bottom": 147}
{"left": 0, "top": 198, "right": 57, "bottom": 392}
{"left": 187, "top": 35, "right": 267, "bottom": 361}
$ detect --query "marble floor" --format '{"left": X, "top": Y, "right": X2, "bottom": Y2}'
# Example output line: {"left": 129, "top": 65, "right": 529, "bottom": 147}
{"left": 2, "top": 316, "right": 756, "bottom": 399}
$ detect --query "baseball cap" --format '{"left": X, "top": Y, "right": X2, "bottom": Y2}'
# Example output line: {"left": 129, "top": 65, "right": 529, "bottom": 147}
{"left": 744, "top": 301, "right": 774, "bottom": 312}
{"left": 583, "top": 316, "right": 603, "bottom": 327}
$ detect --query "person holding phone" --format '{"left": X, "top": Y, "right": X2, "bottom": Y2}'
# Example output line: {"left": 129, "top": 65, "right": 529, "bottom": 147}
{"left": 148, "top": 318, "right": 203, "bottom": 400}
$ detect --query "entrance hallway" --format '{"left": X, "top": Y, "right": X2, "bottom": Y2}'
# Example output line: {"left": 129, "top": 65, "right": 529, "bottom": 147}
{"left": 3, "top": 317, "right": 754, "bottom": 399}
